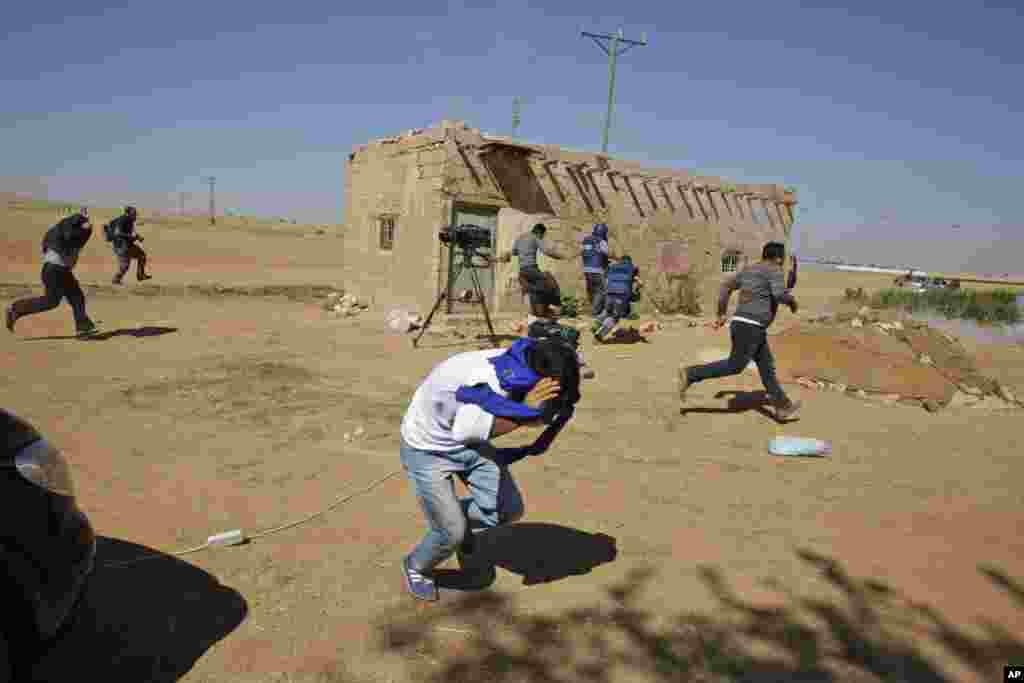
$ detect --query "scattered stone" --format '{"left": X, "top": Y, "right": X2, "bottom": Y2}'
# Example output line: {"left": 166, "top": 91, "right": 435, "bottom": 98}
{"left": 856, "top": 389, "right": 868, "bottom": 399}
{"left": 960, "top": 384, "right": 985, "bottom": 396}
{"left": 353, "top": 426, "right": 365, "bottom": 438}
{"left": 890, "top": 321, "right": 904, "bottom": 331}
{"left": 851, "top": 318, "right": 864, "bottom": 328}
{"left": 834, "top": 383, "right": 848, "bottom": 393}
{"left": 948, "top": 391, "right": 981, "bottom": 408}
{"left": 919, "top": 354, "right": 933, "bottom": 365}
{"left": 923, "top": 399, "right": 942, "bottom": 413}
{"left": 858, "top": 306, "right": 872, "bottom": 318}
{"left": 996, "top": 384, "right": 1018, "bottom": 405}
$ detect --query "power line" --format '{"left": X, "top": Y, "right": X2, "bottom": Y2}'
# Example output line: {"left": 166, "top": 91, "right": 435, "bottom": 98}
{"left": 580, "top": 27, "right": 648, "bottom": 154}
{"left": 201, "top": 176, "right": 216, "bottom": 225}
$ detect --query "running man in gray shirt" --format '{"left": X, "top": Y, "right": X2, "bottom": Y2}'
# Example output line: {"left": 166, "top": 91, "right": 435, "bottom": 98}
{"left": 498, "top": 223, "right": 568, "bottom": 320}
{"left": 677, "top": 242, "right": 802, "bottom": 421}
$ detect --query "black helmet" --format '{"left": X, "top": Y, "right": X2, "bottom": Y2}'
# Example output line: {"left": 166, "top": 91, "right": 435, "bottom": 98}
{"left": 1, "top": 409, "right": 44, "bottom": 462}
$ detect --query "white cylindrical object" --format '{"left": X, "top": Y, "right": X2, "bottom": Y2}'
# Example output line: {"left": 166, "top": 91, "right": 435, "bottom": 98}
{"left": 207, "top": 529, "right": 246, "bottom": 546}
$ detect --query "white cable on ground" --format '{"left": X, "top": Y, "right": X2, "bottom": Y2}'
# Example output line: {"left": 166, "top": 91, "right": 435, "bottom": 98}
{"left": 101, "top": 468, "right": 403, "bottom": 569}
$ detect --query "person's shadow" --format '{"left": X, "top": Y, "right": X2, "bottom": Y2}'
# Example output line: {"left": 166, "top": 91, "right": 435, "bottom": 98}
{"left": 435, "top": 523, "right": 618, "bottom": 589}
{"left": 23, "top": 326, "right": 178, "bottom": 342}
{"left": 28, "top": 536, "right": 248, "bottom": 682}
{"left": 599, "top": 328, "right": 650, "bottom": 344}
{"left": 680, "top": 389, "right": 792, "bottom": 422}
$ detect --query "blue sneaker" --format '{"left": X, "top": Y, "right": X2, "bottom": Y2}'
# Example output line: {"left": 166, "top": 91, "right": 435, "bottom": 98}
{"left": 402, "top": 556, "right": 438, "bottom": 602}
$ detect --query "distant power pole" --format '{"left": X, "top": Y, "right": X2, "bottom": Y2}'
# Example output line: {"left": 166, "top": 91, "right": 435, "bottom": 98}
{"left": 178, "top": 191, "right": 188, "bottom": 215}
{"left": 511, "top": 96, "right": 522, "bottom": 138}
{"left": 581, "top": 27, "right": 648, "bottom": 154}
{"left": 202, "top": 176, "right": 216, "bottom": 225}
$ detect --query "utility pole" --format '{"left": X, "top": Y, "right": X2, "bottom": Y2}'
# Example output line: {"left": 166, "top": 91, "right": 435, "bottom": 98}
{"left": 178, "top": 191, "right": 188, "bottom": 215}
{"left": 511, "top": 96, "right": 522, "bottom": 138}
{"left": 581, "top": 27, "right": 648, "bottom": 154}
{"left": 202, "top": 176, "right": 216, "bottom": 225}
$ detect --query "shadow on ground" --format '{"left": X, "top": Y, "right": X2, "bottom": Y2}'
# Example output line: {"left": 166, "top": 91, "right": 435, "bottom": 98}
{"left": 29, "top": 537, "right": 247, "bottom": 683}
{"left": 23, "top": 326, "right": 178, "bottom": 342}
{"left": 375, "top": 549, "right": 1024, "bottom": 683}
{"left": 433, "top": 523, "right": 618, "bottom": 590}
{"left": 680, "top": 389, "right": 793, "bottom": 423}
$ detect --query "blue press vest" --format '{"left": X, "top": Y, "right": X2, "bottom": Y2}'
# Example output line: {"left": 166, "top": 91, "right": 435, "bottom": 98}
{"left": 580, "top": 235, "right": 608, "bottom": 271}
{"left": 606, "top": 262, "right": 635, "bottom": 298}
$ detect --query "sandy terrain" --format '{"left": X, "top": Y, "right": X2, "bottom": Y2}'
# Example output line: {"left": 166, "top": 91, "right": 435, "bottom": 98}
{"left": 3, "top": 204, "right": 1023, "bottom": 682}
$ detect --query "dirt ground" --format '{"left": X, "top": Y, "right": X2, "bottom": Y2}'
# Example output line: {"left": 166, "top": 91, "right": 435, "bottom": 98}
{"left": 3, "top": 205, "right": 1024, "bottom": 682}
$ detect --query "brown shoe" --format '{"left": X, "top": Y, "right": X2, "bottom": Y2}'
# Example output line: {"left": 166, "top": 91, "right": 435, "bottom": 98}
{"left": 776, "top": 400, "right": 803, "bottom": 421}
{"left": 5, "top": 306, "right": 16, "bottom": 333}
{"left": 678, "top": 366, "right": 691, "bottom": 403}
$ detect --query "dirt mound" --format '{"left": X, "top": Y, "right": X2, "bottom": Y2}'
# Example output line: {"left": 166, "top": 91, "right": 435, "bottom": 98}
{"left": 773, "top": 310, "right": 1020, "bottom": 409}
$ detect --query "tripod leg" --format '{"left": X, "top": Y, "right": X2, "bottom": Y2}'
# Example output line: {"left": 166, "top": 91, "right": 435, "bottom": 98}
{"left": 468, "top": 266, "right": 498, "bottom": 345}
{"left": 413, "top": 262, "right": 461, "bottom": 347}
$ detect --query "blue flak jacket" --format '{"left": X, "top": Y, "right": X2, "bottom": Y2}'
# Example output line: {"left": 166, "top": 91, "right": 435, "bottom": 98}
{"left": 606, "top": 260, "right": 636, "bottom": 299}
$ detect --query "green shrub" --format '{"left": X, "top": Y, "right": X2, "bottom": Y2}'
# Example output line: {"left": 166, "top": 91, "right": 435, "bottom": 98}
{"left": 560, "top": 292, "right": 580, "bottom": 319}
{"left": 647, "top": 274, "right": 702, "bottom": 316}
{"left": 869, "top": 288, "right": 1022, "bottom": 324}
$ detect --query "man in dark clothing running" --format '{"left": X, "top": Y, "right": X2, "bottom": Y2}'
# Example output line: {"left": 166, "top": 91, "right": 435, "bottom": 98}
{"left": 6, "top": 211, "right": 98, "bottom": 336}
{"left": 678, "top": 242, "right": 802, "bottom": 421}
{"left": 107, "top": 206, "right": 151, "bottom": 284}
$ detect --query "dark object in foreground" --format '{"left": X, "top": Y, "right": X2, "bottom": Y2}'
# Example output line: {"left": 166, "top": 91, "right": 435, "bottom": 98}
{"left": 1, "top": 410, "right": 96, "bottom": 681}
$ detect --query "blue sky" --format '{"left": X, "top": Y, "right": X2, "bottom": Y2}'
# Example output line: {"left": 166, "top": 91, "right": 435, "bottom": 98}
{"left": 2, "top": 0, "right": 1022, "bottom": 272}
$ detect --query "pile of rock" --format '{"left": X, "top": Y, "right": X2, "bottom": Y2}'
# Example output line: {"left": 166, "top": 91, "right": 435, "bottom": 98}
{"left": 322, "top": 290, "right": 369, "bottom": 318}
{"left": 386, "top": 309, "right": 424, "bottom": 333}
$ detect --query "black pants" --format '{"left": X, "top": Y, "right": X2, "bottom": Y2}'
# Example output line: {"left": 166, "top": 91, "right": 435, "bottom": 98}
{"left": 12, "top": 264, "right": 93, "bottom": 330}
{"left": 114, "top": 242, "right": 147, "bottom": 281}
{"left": 584, "top": 272, "right": 606, "bottom": 317}
{"left": 519, "top": 266, "right": 561, "bottom": 317}
{"left": 686, "top": 320, "right": 790, "bottom": 404}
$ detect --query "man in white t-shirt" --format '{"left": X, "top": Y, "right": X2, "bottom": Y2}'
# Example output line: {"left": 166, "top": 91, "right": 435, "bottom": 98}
{"left": 399, "top": 338, "right": 578, "bottom": 601}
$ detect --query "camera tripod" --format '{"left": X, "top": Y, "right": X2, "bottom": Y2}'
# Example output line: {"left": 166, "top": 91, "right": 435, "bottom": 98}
{"left": 413, "top": 246, "right": 499, "bottom": 348}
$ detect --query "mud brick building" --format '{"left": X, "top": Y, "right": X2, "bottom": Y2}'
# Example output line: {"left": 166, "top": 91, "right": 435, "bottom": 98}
{"left": 342, "top": 119, "right": 798, "bottom": 316}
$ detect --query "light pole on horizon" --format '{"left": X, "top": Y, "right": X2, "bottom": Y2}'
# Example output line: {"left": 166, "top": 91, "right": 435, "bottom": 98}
{"left": 202, "top": 176, "right": 216, "bottom": 225}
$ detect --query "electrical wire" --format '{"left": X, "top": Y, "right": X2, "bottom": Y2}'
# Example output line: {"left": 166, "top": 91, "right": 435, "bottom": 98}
{"left": 101, "top": 468, "right": 403, "bottom": 569}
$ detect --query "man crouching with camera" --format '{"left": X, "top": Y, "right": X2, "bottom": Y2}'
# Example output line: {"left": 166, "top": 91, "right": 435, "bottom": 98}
{"left": 399, "top": 335, "right": 580, "bottom": 601}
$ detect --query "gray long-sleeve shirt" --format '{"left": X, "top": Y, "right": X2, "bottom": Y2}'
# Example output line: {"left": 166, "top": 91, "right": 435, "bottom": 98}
{"left": 511, "top": 233, "right": 563, "bottom": 270}
{"left": 719, "top": 261, "right": 795, "bottom": 327}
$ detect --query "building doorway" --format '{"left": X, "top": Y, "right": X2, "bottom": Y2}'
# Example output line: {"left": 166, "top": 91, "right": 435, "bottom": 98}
{"left": 446, "top": 204, "right": 499, "bottom": 314}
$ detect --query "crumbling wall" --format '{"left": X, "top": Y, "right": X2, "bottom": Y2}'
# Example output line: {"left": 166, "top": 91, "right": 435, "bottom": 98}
{"left": 343, "top": 133, "right": 451, "bottom": 312}
{"left": 343, "top": 121, "right": 797, "bottom": 316}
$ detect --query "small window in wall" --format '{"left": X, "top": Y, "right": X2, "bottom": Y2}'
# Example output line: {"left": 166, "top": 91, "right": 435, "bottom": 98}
{"left": 722, "top": 251, "right": 740, "bottom": 273}
{"left": 378, "top": 216, "right": 396, "bottom": 251}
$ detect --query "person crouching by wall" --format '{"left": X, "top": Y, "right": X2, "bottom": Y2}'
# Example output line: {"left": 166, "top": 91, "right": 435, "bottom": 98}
{"left": 592, "top": 256, "right": 641, "bottom": 343}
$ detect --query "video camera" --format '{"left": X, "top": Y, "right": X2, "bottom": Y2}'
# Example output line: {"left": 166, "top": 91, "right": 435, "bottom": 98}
{"left": 438, "top": 223, "right": 493, "bottom": 252}
{"left": 527, "top": 320, "right": 580, "bottom": 351}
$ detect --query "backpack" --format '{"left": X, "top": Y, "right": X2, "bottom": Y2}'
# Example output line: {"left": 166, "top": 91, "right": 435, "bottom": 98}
{"left": 103, "top": 222, "right": 116, "bottom": 242}
{"left": 41, "top": 225, "right": 60, "bottom": 254}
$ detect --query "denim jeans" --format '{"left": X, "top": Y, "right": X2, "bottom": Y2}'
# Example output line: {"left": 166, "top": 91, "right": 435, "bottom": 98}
{"left": 686, "top": 320, "right": 790, "bottom": 404}
{"left": 584, "top": 272, "right": 607, "bottom": 317}
{"left": 401, "top": 438, "right": 525, "bottom": 573}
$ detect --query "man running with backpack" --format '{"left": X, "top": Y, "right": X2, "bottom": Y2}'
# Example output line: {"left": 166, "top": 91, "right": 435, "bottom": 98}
{"left": 104, "top": 206, "right": 151, "bottom": 284}
{"left": 6, "top": 209, "right": 98, "bottom": 336}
